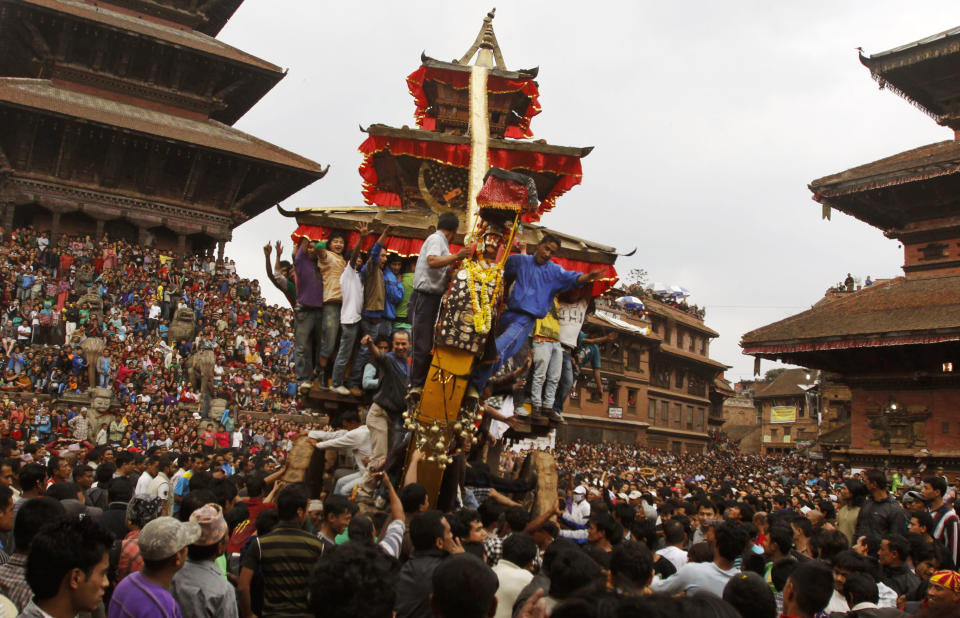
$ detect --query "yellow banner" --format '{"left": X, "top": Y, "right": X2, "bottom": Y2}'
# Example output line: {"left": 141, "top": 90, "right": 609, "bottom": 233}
{"left": 770, "top": 406, "right": 796, "bottom": 424}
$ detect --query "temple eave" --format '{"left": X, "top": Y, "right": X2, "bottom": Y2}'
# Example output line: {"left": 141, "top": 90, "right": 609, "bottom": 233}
{"left": 364, "top": 124, "right": 592, "bottom": 158}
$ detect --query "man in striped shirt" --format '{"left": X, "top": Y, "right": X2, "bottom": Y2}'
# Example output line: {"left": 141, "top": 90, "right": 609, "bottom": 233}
{"left": 237, "top": 484, "right": 323, "bottom": 618}
{"left": 924, "top": 476, "right": 959, "bottom": 567}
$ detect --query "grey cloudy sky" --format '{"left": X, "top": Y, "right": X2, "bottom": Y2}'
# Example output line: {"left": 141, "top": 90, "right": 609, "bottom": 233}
{"left": 219, "top": 1, "right": 958, "bottom": 382}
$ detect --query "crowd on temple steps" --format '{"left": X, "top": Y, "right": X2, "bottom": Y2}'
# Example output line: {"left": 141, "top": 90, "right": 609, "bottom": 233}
{"left": 0, "top": 223, "right": 955, "bottom": 618}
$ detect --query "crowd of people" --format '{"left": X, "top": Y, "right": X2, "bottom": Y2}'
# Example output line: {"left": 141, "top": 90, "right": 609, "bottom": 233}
{"left": 0, "top": 223, "right": 956, "bottom": 618}
{"left": 0, "top": 436, "right": 956, "bottom": 618}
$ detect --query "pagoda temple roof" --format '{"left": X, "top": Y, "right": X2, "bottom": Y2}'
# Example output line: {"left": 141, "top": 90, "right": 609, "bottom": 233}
{"left": 754, "top": 369, "right": 815, "bottom": 399}
{"left": 365, "top": 124, "right": 592, "bottom": 158}
{"left": 279, "top": 205, "right": 620, "bottom": 296}
{"left": 0, "top": 77, "right": 326, "bottom": 174}
{"left": 94, "top": 0, "right": 244, "bottom": 36}
{"left": 809, "top": 140, "right": 960, "bottom": 231}
{"left": 419, "top": 54, "right": 538, "bottom": 81}
{"left": 741, "top": 275, "right": 960, "bottom": 356}
{"left": 19, "top": 0, "right": 282, "bottom": 74}
{"left": 859, "top": 25, "right": 960, "bottom": 130}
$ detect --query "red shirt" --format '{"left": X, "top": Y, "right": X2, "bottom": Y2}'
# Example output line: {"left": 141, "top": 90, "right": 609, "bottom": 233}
{"left": 214, "top": 431, "right": 230, "bottom": 449}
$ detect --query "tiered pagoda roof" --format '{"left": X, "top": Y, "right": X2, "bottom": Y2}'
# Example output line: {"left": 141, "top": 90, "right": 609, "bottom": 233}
{"left": 744, "top": 24, "right": 960, "bottom": 377}
{"left": 860, "top": 25, "right": 960, "bottom": 131}
{"left": 0, "top": 0, "right": 325, "bottom": 249}
{"left": 358, "top": 10, "right": 590, "bottom": 222}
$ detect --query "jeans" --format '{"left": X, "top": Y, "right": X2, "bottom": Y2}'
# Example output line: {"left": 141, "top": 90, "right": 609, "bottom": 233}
{"left": 554, "top": 349, "right": 574, "bottom": 413}
{"left": 348, "top": 317, "right": 390, "bottom": 388}
{"left": 470, "top": 311, "right": 536, "bottom": 393}
{"left": 334, "top": 470, "right": 364, "bottom": 496}
{"left": 97, "top": 372, "right": 109, "bottom": 388}
{"left": 530, "top": 339, "right": 562, "bottom": 408}
{"left": 409, "top": 291, "right": 443, "bottom": 388}
{"left": 294, "top": 306, "right": 323, "bottom": 382}
{"left": 318, "top": 303, "right": 341, "bottom": 360}
{"left": 330, "top": 322, "right": 359, "bottom": 387}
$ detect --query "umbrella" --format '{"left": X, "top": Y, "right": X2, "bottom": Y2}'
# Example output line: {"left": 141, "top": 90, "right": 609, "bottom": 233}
{"left": 669, "top": 285, "right": 691, "bottom": 297}
{"left": 614, "top": 296, "right": 645, "bottom": 311}
{"left": 649, "top": 282, "right": 671, "bottom": 295}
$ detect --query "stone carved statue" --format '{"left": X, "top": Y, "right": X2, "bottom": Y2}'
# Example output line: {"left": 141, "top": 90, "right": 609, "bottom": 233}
{"left": 80, "top": 337, "right": 104, "bottom": 392}
{"left": 186, "top": 349, "right": 215, "bottom": 398}
{"left": 86, "top": 386, "right": 115, "bottom": 439}
{"left": 77, "top": 293, "right": 104, "bottom": 324}
{"left": 168, "top": 306, "right": 196, "bottom": 345}
{"left": 73, "top": 263, "right": 96, "bottom": 293}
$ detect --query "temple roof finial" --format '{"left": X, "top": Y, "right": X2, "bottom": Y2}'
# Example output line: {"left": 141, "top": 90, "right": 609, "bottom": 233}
{"left": 458, "top": 8, "right": 507, "bottom": 70}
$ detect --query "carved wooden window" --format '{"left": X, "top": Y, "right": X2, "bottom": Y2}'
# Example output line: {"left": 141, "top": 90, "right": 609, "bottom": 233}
{"left": 627, "top": 389, "right": 637, "bottom": 414}
{"left": 675, "top": 370, "right": 685, "bottom": 389}
{"left": 686, "top": 405, "right": 694, "bottom": 430}
{"left": 648, "top": 398, "right": 657, "bottom": 420}
{"left": 627, "top": 347, "right": 640, "bottom": 371}
{"left": 687, "top": 374, "right": 707, "bottom": 397}
{"left": 661, "top": 401, "right": 669, "bottom": 423}
{"left": 943, "top": 422, "right": 950, "bottom": 434}
{"left": 919, "top": 242, "right": 948, "bottom": 261}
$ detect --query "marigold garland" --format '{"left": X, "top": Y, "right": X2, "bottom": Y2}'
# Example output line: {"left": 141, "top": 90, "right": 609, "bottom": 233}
{"left": 464, "top": 259, "right": 503, "bottom": 334}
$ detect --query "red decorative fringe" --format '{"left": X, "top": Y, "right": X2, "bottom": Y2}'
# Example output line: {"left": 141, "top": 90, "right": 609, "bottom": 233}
{"left": 406, "top": 65, "right": 542, "bottom": 139}
{"left": 358, "top": 135, "right": 583, "bottom": 221}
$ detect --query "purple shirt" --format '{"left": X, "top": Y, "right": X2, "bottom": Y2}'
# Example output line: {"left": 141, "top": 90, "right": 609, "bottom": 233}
{"left": 108, "top": 571, "right": 182, "bottom": 618}
{"left": 294, "top": 245, "right": 324, "bottom": 308}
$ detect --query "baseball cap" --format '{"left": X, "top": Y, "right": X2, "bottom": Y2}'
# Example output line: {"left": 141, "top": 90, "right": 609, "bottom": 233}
{"left": 903, "top": 490, "right": 923, "bottom": 504}
{"left": 189, "top": 503, "right": 228, "bottom": 546}
{"left": 138, "top": 517, "right": 202, "bottom": 560}
{"left": 573, "top": 486, "right": 587, "bottom": 495}
{"left": 628, "top": 490, "right": 642, "bottom": 500}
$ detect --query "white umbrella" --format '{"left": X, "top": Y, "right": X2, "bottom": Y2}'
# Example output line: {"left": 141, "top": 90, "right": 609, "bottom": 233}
{"left": 649, "top": 282, "right": 671, "bottom": 295}
{"left": 669, "top": 285, "right": 691, "bottom": 297}
{"left": 614, "top": 296, "right": 645, "bottom": 310}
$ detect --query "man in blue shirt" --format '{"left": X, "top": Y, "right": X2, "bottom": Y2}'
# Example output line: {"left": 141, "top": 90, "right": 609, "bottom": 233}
{"left": 468, "top": 234, "right": 602, "bottom": 403}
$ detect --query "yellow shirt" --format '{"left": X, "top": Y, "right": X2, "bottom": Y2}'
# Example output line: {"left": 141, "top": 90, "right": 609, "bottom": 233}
{"left": 534, "top": 301, "right": 560, "bottom": 340}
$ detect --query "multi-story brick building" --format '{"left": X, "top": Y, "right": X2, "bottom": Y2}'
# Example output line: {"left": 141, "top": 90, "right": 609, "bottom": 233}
{"left": 742, "top": 23, "right": 960, "bottom": 468}
{"left": 557, "top": 294, "right": 731, "bottom": 453}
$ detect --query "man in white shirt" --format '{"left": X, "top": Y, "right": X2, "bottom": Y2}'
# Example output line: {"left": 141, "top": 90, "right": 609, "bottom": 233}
{"left": 651, "top": 521, "right": 747, "bottom": 597}
{"left": 331, "top": 223, "right": 368, "bottom": 396}
{"left": 492, "top": 534, "right": 536, "bottom": 618}
{"left": 656, "top": 520, "right": 689, "bottom": 571}
{"left": 146, "top": 454, "right": 175, "bottom": 515}
{"left": 308, "top": 410, "right": 372, "bottom": 496}
{"left": 135, "top": 455, "right": 159, "bottom": 495}
{"left": 560, "top": 485, "right": 591, "bottom": 527}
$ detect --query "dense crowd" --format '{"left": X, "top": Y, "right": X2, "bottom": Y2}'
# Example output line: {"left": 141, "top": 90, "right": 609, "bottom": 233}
{"left": 0, "top": 224, "right": 956, "bottom": 618}
{"left": 0, "top": 436, "right": 956, "bottom": 618}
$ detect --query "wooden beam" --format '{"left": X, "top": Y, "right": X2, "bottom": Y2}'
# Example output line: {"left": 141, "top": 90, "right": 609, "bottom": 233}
{"left": 222, "top": 161, "right": 250, "bottom": 209}
{"left": 14, "top": 116, "right": 38, "bottom": 170}
{"left": 182, "top": 152, "right": 207, "bottom": 202}
{"left": 141, "top": 145, "right": 167, "bottom": 195}
{"left": 21, "top": 19, "right": 52, "bottom": 59}
{"left": 53, "top": 125, "right": 77, "bottom": 179}
{"left": 0, "top": 140, "right": 11, "bottom": 171}
{"left": 100, "top": 136, "right": 124, "bottom": 188}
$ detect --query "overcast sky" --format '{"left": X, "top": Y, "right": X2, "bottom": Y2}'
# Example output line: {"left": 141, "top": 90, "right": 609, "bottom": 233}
{"left": 219, "top": 1, "right": 958, "bottom": 382}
